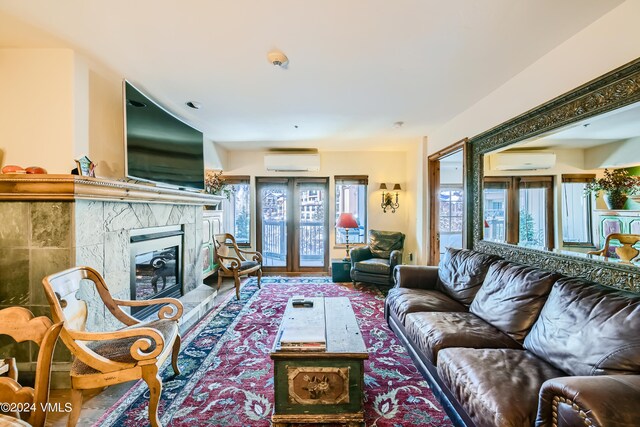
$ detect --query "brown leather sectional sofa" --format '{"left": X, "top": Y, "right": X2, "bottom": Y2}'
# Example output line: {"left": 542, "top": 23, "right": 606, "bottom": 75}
{"left": 385, "top": 248, "right": 640, "bottom": 427}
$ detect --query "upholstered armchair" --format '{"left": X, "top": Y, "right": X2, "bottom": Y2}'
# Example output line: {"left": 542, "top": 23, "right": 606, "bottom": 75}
{"left": 350, "top": 230, "right": 405, "bottom": 286}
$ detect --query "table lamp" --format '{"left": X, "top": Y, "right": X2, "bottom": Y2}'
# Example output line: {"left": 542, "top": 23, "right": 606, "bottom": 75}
{"left": 336, "top": 212, "right": 359, "bottom": 260}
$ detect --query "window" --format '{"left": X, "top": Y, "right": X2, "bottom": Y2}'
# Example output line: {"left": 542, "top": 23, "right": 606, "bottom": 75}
{"left": 335, "top": 175, "right": 368, "bottom": 244}
{"left": 483, "top": 180, "right": 509, "bottom": 243}
{"left": 222, "top": 176, "right": 251, "bottom": 245}
{"left": 439, "top": 186, "right": 464, "bottom": 250}
{"left": 561, "top": 174, "right": 595, "bottom": 247}
{"left": 519, "top": 178, "right": 552, "bottom": 248}
{"left": 483, "top": 176, "right": 554, "bottom": 250}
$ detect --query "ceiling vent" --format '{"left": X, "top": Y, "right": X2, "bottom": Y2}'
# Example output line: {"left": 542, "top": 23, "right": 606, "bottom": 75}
{"left": 490, "top": 152, "right": 556, "bottom": 171}
{"left": 264, "top": 153, "right": 320, "bottom": 172}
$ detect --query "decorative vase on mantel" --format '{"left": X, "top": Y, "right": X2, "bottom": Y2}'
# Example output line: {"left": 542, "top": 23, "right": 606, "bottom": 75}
{"left": 603, "top": 190, "right": 627, "bottom": 210}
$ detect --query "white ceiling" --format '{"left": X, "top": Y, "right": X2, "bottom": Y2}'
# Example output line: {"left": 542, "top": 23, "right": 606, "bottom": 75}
{"left": 0, "top": 0, "right": 623, "bottom": 151}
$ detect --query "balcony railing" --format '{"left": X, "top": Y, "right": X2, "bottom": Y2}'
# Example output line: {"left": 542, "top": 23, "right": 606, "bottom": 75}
{"left": 262, "top": 220, "right": 324, "bottom": 267}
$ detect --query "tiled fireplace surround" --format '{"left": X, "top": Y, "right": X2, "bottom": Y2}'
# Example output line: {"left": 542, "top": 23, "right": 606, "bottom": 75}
{"left": 0, "top": 175, "right": 222, "bottom": 385}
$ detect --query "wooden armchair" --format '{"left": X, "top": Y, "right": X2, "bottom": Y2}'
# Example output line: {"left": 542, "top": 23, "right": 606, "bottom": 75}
{"left": 214, "top": 233, "right": 262, "bottom": 300}
{"left": 0, "top": 307, "right": 62, "bottom": 427}
{"left": 41, "top": 266, "right": 183, "bottom": 427}
{"left": 588, "top": 233, "right": 640, "bottom": 263}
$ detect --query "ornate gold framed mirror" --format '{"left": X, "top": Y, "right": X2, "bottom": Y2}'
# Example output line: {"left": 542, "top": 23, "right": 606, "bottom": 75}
{"left": 467, "top": 57, "right": 640, "bottom": 291}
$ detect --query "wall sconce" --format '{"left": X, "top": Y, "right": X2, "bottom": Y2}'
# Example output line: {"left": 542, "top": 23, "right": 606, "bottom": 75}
{"left": 380, "top": 183, "right": 401, "bottom": 213}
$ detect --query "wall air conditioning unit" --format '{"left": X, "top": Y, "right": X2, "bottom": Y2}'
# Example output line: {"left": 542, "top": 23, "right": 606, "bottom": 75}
{"left": 490, "top": 152, "right": 556, "bottom": 171}
{"left": 264, "top": 153, "right": 321, "bottom": 172}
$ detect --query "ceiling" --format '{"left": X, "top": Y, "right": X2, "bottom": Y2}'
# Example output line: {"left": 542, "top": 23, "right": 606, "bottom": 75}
{"left": 0, "top": 0, "right": 623, "bottom": 151}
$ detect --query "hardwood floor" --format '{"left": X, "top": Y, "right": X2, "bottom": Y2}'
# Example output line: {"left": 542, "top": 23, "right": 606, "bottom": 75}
{"left": 45, "top": 276, "right": 238, "bottom": 427}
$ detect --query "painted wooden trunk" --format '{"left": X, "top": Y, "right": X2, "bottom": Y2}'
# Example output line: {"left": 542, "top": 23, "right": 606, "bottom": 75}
{"left": 271, "top": 297, "right": 368, "bottom": 426}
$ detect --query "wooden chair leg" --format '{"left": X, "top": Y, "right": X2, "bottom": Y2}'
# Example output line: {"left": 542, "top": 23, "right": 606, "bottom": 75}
{"left": 171, "top": 335, "right": 181, "bottom": 376}
{"left": 67, "top": 388, "right": 83, "bottom": 427}
{"left": 256, "top": 269, "right": 262, "bottom": 289}
{"left": 142, "top": 365, "right": 163, "bottom": 427}
{"left": 217, "top": 271, "right": 223, "bottom": 290}
{"left": 234, "top": 273, "right": 241, "bottom": 300}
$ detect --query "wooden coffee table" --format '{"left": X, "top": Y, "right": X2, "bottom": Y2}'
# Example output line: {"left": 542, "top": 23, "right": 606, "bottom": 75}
{"left": 271, "top": 296, "right": 368, "bottom": 427}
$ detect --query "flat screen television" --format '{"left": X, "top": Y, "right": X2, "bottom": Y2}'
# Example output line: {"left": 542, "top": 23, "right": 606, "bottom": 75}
{"left": 124, "top": 80, "right": 204, "bottom": 190}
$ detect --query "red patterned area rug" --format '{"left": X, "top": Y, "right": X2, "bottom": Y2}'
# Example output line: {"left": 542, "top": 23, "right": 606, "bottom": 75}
{"left": 95, "top": 277, "right": 453, "bottom": 427}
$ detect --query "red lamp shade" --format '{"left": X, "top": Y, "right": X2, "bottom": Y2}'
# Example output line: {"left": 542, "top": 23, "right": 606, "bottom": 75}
{"left": 336, "top": 213, "right": 358, "bottom": 229}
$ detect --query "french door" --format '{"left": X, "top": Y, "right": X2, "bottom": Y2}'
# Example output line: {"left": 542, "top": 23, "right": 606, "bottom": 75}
{"left": 256, "top": 177, "right": 329, "bottom": 272}
{"left": 428, "top": 139, "right": 467, "bottom": 265}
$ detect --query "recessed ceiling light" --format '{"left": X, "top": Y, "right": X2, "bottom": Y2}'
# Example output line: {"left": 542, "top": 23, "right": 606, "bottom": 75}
{"left": 393, "top": 121, "right": 405, "bottom": 128}
{"left": 186, "top": 101, "right": 202, "bottom": 109}
{"left": 127, "top": 99, "right": 146, "bottom": 108}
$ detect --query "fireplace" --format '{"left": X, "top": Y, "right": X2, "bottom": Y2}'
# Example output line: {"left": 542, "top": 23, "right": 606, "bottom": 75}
{"left": 130, "top": 226, "right": 184, "bottom": 319}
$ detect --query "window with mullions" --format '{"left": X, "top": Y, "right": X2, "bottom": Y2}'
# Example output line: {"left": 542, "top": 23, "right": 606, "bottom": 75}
{"left": 222, "top": 176, "right": 251, "bottom": 245}
{"left": 561, "top": 174, "right": 595, "bottom": 247}
{"left": 483, "top": 176, "right": 554, "bottom": 250}
{"left": 439, "top": 186, "right": 464, "bottom": 251}
{"left": 335, "top": 176, "right": 367, "bottom": 245}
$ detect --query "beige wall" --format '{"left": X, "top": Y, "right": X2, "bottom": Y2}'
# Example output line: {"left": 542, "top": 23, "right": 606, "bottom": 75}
{"left": 87, "top": 66, "right": 125, "bottom": 178}
{"left": 585, "top": 137, "right": 640, "bottom": 170}
{"left": 0, "top": 48, "right": 125, "bottom": 178}
{"left": 204, "top": 139, "right": 228, "bottom": 170}
{"left": 224, "top": 147, "right": 419, "bottom": 261}
{"left": 0, "top": 49, "right": 76, "bottom": 173}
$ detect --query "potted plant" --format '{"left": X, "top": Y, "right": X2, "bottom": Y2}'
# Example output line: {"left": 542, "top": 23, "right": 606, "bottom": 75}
{"left": 205, "top": 170, "right": 231, "bottom": 198}
{"left": 584, "top": 168, "right": 640, "bottom": 210}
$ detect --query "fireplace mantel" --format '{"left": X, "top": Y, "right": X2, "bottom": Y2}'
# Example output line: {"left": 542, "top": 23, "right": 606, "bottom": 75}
{"left": 0, "top": 174, "right": 224, "bottom": 206}
{"left": 0, "top": 174, "right": 222, "bottom": 386}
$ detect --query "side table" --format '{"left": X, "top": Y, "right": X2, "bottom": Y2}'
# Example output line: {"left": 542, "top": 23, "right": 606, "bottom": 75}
{"left": 331, "top": 258, "right": 351, "bottom": 282}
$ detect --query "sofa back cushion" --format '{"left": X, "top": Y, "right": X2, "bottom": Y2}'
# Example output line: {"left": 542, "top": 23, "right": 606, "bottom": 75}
{"left": 524, "top": 277, "right": 640, "bottom": 376}
{"left": 469, "top": 260, "right": 559, "bottom": 342}
{"left": 368, "top": 230, "right": 405, "bottom": 259}
{"left": 436, "top": 248, "right": 501, "bottom": 305}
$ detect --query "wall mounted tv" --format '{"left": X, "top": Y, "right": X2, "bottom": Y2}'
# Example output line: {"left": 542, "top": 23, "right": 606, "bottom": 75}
{"left": 124, "top": 80, "right": 204, "bottom": 190}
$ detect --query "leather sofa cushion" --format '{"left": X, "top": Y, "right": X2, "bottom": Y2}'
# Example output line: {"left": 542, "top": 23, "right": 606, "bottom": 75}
{"left": 368, "top": 229, "right": 404, "bottom": 258}
{"left": 385, "top": 287, "right": 466, "bottom": 324}
{"left": 354, "top": 258, "right": 390, "bottom": 274}
{"left": 436, "top": 248, "right": 501, "bottom": 306}
{"left": 524, "top": 277, "right": 640, "bottom": 376}
{"left": 437, "top": 348, "right": 565, "bottom": 427}
{"left": 469, "top": 260, "right": 559, "bottom": 343}
{"left": 405, "top": 312, "right": 521, "bottom": 363}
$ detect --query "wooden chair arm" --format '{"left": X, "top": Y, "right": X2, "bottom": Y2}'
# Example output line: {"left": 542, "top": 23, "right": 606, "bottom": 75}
{"left": 217, "top": 254, "right": 242, "bottom": 271}
{"left": 113, "top": 298, "right": 184, "bottom": 321}
{"left": 68, "top": 327, "right": 165, "bottom": 361}
{"left": 587, "top": 249, "right": 605, "bottom": 256}
{"left": 237, "top": 249, "right": 263, "bottom": 263}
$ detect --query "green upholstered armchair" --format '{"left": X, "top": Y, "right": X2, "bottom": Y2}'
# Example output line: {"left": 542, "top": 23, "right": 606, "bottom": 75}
{"left": 350, "top": 230, "right": 405, "bottom": 286}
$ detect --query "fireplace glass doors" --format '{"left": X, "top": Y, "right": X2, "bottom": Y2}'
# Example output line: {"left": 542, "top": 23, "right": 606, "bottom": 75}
{"left": 130, "top": 228, "right": 184, "bottom": 319}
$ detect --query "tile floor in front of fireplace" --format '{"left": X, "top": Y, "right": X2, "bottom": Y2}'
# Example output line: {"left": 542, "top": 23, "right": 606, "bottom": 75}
{"left": 46, "top": 276, "right": 240, "bottom": 427}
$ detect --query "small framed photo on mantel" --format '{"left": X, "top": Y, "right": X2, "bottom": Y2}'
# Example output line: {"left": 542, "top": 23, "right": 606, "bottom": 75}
{"left": 75, "top": 155, "right": 96, "bottom": 177}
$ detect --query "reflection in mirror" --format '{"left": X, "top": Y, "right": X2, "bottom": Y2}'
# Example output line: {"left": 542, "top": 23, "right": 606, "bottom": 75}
{"left": 438, "top": 150, "right": 464, "bottom": 256}
{"left": 482, "top": 101, "right": 640, "bottom": 265}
